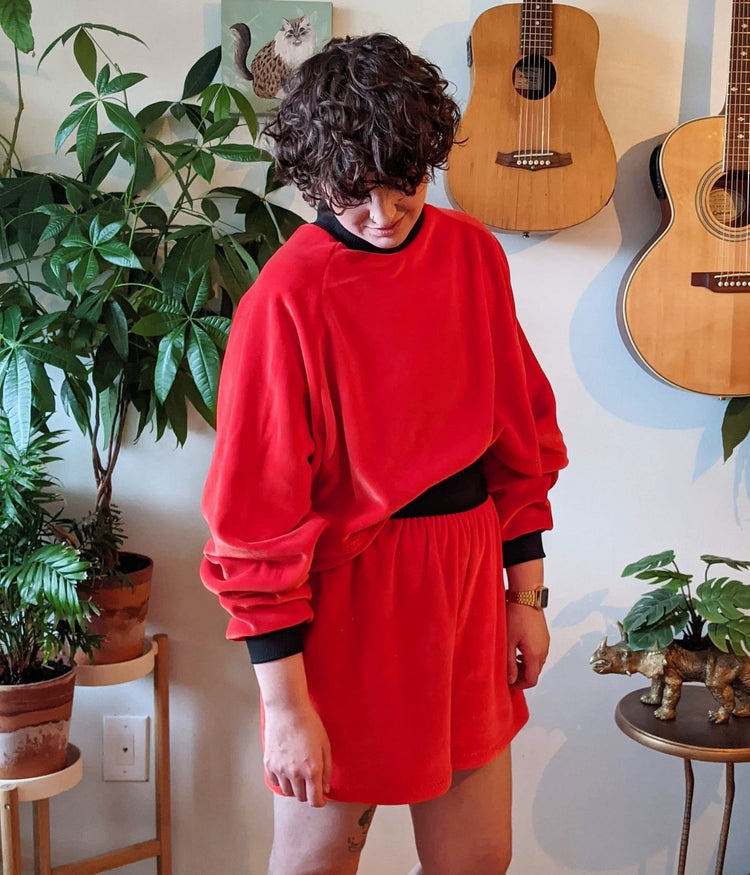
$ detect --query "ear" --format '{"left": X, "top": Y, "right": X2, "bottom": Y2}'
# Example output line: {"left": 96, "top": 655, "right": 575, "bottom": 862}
{"left": 300, "top": 15, "right": 309, "bottom": 25}
{"left": 282, "top": 18, "right": 291, "bottom": 27}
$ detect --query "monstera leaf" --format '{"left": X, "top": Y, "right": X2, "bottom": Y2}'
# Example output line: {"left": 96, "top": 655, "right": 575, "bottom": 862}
{"left": 622, "top": 589, "right": 690, "bottom": 650}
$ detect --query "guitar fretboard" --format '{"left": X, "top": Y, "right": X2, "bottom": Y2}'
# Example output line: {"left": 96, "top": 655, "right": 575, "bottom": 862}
{"left": 520, "top": 0, "right": 553, "bottom": 56}
{"left": 725, "top": 0, "right": 750, "bottom": 171}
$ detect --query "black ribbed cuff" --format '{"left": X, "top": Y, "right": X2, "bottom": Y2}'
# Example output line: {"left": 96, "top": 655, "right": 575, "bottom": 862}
{"left": 245, "top": 624, "right": 306, "bottom": 664}
{"left": 503, "top": 531, "right": 545, "bottom": 567}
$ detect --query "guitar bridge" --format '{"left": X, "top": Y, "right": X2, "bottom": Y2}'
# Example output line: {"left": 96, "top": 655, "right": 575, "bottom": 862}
{"left": 691, "top": 272, "right": 750, "bottom": 293}
{"left": 496, "top": 151, "right": 572, "bottom": 171}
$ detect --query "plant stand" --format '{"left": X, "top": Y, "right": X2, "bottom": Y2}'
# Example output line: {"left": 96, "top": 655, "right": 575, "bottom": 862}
{"left": 0, "top": 634, "right": 171, "bottom": 874}
{"left": 616, "top": 685, "right": 750, "bottom": 875}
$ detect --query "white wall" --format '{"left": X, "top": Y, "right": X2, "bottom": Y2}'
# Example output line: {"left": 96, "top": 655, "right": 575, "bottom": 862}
{"left": 3, "top": 0, "right": 749, "bottom": 872}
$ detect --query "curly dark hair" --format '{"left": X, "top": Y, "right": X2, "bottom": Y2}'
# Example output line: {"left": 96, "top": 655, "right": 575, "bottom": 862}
{"left": 263, "top": 33, "right": 461, "bottom": 207}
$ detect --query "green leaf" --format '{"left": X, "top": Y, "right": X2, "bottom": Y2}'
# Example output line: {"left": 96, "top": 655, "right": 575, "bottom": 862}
{"left": 213, "top": 87, "right": 231, "bottom": 120}
{"left": 622, "top": 551, "right": 676, "bottom": 577}
{"left": 0, "top": 0, "right": 33, "bottom": 53}
{"left": 38, "top": 23, "right": 146, "bottom": 69}
{"left": 227, "top": 86, "right": 258, "bottom": 139}
{"left": 2, "top": 351, "right": 32, "bottom": 450}
{"left": 209, "top": 144, "right": 270, "bottom": 163}
{"left": 138, "top": 204, "right": 168, "bottom": 231}
{"left": 634, "top": 568, "right": 692, "bottom": 588}
{"left": 622, "top": 589, "right": 691, "bottom": 650}
{"left": 23, "top": 343, "right": 87, "bottom": 381}
{"left": 199, "top": 83, "right": 222, "bottom": 118}
{"left": 102, "top": 101, "right": 143, "bottom": 143}
{"left": 192, "top": 150, "right": 216, "bottom": 182}
{"left": 100, "top": 72, "right": 147, "bottom": 96}
{"left": 92, "top": 338, "right": 122, "bottom": 392}
{"left": 103, "top": 300, "right": 129, "bottom": 359}
{"left": 73, "top": 27, "right": 97, "bottom": 83}
{"left": 54, "top": 104, "right": 90, "bottom": 153}
{"left": 201, "top": 117, "right": 239, "bottom": 142}
{"left": 701, "top": 554, "right": 750, "bottom": 573}
{"left": 71, "top": 250, "right": 100, "bottom": 292}
{"left": 75, "top": 107, "right": 99, "bottom": 172}
{"left": 154, "top": 326, "right": 186, "bottom": 403}
{"left": 267, "top": 202, "right": 307, "bottom": 241}
{"left": 96, "top": 63, "right": 111, "bottom": 94}
{"left": 201, "top": 198, "right": 220, "bottom": 223}
{"left": 89, "top": 215, "right": 124, "bottom": 246}
{"left": 135, "top": 100, "right": 172, "bottom": 130}
{"left": 132, "top": 311, "right": 184, "bottom": 337}
{"left": 182, "top": 45, "right": 221, "bottom": 99}
{"left": 197, "top": 315, "right": 231, "bottom": 349}
{"left": 722, "top": 397, "right": 750, "bottom": 461}
{"left": 186, "top": 324, "right": 220, "bottom": 411}
{"left": 96, "top": 240, "right": 142, "bottom": 269}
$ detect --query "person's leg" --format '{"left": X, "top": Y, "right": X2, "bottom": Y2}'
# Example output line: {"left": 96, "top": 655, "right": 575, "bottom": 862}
{"left": 268, "top": 795, "right": 377, "bottom": 875}
{"left": 408, "top": 748, "right": 512, "bottom": 875}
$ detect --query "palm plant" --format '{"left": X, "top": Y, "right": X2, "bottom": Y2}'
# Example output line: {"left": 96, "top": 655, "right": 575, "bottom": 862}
{"left": 0, "top": 20, "right": 304, "bottom": 576}
{"left": 0, "top": 415, "right": 96, "bottom": 684}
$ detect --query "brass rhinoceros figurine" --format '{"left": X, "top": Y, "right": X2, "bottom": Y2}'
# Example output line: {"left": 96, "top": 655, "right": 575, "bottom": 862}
{"left": 590, "top": 623, "right": 750, "bottom": 723}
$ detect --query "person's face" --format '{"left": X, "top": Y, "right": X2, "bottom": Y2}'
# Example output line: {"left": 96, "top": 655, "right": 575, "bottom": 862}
{"left": 335, "top": 182, "right": 428, "bottom": 250}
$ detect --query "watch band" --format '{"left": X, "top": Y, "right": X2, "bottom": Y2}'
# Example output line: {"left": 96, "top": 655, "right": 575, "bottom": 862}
{"left": 505, "top": 586, "right": 548, "bottom": 610}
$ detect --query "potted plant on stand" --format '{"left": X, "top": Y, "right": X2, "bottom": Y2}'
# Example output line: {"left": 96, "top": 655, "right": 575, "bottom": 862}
{"left": 590, "top": 550, "right": 750, "bottom": 723}
{"left": 0, "top": 21, "right": 304, "bottom": 662}
{"left": 0, "top": 415, "right": 97, "bottom": 778}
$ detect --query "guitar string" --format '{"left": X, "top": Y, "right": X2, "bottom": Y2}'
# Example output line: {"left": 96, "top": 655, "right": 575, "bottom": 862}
{"left": 518, "top": 0, "right": 526, "bottom": 164}
{"left": 721, "top": 3, "right": 734, "bottom": 286}
{"left": 518, "top": 1, "right": 525, "bottom": 163}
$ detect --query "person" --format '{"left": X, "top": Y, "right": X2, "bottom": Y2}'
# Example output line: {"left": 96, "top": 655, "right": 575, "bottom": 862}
{"left": 201, "top": 32, "right": 567, "bottom": 875}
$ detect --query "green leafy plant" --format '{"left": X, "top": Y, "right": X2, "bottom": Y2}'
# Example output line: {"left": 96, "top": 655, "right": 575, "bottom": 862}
{"left": 0, "top": 22, "right": 304, "bottom": 576}
{"left": 621, "top": 550, "right": 750, "bottom": 654}
{"left": 0, "top": 415, "right": 97, "bottom": 684}
{"left": 722, "top": 397, "right": 750, "bottom": 461}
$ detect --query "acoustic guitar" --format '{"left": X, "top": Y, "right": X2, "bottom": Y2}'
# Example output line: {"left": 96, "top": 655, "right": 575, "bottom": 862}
{"left": 447, "top": 2, "right": 616, "bottom": 234}
{"left": 620, "top": 0, "right": 750, "bottom": 397}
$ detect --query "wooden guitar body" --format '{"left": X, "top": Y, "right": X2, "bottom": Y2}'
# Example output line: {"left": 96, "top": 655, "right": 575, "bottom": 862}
{"left": 621, "top": 116, "right": 750, "bottom": 396}
{"left": 447, "top": 3, "right": 616, "bottom": 233}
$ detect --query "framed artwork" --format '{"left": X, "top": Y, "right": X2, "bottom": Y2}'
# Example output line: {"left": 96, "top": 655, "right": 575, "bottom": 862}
{"left": 221, "top": 0, "right": 333, "bottom": 116}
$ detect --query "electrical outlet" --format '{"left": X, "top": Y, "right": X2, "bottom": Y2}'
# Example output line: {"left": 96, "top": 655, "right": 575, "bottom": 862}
{"left": 103, "top": 715, "right": 149, "bottom": 781}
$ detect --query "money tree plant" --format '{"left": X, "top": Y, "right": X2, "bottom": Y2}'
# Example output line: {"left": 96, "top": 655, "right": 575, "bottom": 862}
{"left": 0, "top": 20, "right": 303, "bottom": 576}
{"left": 621, "top": 550, "right": 750, "bottom": 654}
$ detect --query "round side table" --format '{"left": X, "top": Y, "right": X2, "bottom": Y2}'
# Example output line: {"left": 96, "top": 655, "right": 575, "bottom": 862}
{"left": 616, "top": 686, "right": 750, "bottom": 875}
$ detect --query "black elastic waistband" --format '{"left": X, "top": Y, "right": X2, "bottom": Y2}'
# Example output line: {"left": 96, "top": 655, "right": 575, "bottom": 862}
{"left": 392, "top": 460, "right": 487, "bottom": 518}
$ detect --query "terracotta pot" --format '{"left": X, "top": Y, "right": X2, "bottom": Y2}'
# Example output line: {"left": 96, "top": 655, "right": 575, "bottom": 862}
{"left": 77, "top": 552, "right": 153, "bottom": 665}
{"left": 0, "top": 666, "right": 76, "bottom": 779}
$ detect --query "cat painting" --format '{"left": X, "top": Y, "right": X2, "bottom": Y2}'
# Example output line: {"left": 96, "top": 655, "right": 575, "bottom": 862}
{"left": 230, "top": 16, "right": 316, "bottom": 100}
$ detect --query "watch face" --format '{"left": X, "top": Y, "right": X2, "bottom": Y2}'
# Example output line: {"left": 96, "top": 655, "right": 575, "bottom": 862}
{"left": 538, "top": 587, "right": 549, "bottom": 609}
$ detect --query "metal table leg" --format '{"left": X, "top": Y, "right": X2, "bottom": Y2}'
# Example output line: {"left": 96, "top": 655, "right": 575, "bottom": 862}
{"left": 677, "top": 758, "right": 694, "bottom": 875}
{"left": 714, "top": 762, "right": 735, "bottom": 875}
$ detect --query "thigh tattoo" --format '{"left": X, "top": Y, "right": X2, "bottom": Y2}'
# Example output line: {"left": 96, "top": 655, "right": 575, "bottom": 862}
{"left": 347, "top": 805, "right": 376, "bottom": 854}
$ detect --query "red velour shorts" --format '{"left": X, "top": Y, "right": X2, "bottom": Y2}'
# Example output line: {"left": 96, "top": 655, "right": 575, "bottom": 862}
{"left": 264, "top": 497, "right": 528, "bottom": 805}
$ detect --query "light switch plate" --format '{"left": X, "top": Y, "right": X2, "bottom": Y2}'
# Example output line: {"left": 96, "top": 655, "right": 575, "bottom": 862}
{"left": 103, "top": 715, "right": 149, "bottom": 781}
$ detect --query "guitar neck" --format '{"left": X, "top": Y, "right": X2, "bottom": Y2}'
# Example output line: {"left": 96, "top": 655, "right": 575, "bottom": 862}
{"left": 520, "top": 0, "right": 553, "bottom": 56}
{"left": 725, "top": 0, "right": 750, "bottom": 171}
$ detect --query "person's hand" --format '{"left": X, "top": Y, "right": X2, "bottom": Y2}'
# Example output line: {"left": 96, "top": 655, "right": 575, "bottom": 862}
{"left": 506, "top": 603, "right": 550, "bottom": 689}
{"left": 263, "top": 700, "right": 332, "bottom": 807}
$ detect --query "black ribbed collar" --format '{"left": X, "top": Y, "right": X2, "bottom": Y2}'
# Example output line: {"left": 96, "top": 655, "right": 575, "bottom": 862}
{"left": 314, "top": 205, "right": 425, "bottom": 254}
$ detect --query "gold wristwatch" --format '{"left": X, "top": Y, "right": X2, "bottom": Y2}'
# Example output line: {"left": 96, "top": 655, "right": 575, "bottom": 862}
{"left": 505, "top": 586, "right": 548, "bottom": 610}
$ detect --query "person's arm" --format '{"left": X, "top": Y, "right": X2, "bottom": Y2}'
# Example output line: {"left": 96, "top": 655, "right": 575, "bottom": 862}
{"left": 254, "top": 654, "right": 332, "bottom": 808}
{"left": 505, "top": 558, "right": 549, "bottom": 689}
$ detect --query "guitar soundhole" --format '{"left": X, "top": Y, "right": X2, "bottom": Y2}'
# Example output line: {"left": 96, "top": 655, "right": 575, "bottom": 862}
{"left": 512, "top": 55, "right": 556, "bottom": 100}
{"left": 708, "top": 172, "right": 750, "bottom": 228}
